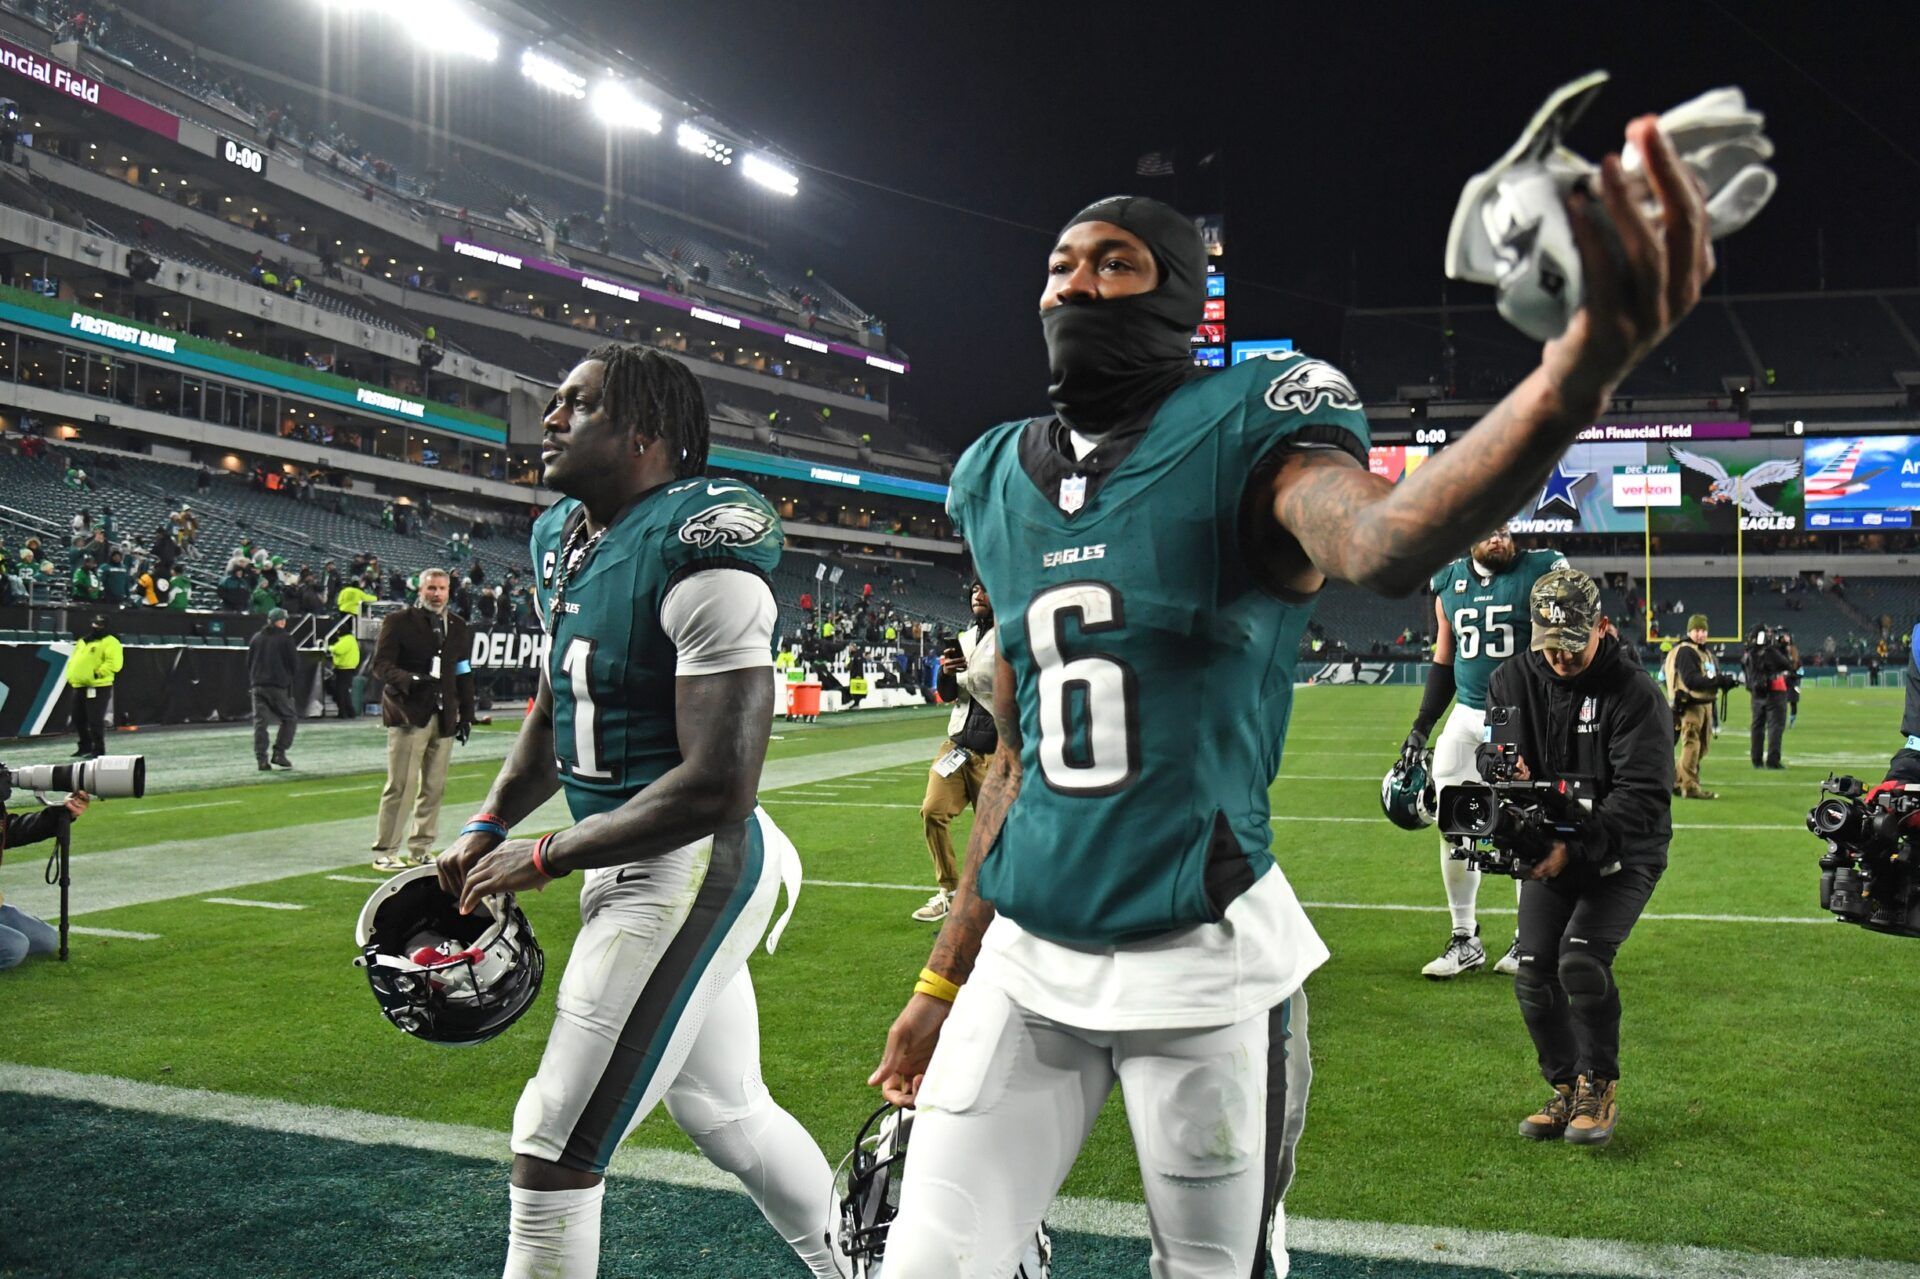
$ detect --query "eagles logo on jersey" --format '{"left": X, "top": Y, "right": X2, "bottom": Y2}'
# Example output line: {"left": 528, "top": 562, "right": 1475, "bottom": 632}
{"left": 678, "top": 502, "right": 775, "bottom": 550}
{"left": 1261, "top": 352, "right": 1363, "bottom": 416}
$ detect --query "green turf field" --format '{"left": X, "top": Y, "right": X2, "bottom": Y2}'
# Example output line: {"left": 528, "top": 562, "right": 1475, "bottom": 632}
{"left": 2, "top": 687, "right": 1917, "bottom": 1278}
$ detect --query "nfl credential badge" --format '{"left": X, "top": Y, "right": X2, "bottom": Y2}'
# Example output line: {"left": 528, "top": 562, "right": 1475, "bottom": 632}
{"left": 1059, "top": 473, "right": 1088, "bottom": 515}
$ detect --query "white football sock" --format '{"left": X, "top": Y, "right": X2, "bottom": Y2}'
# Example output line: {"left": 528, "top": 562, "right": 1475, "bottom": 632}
{"left": 1442, "top": 844, "right": 1481, "bottom": 934}
{"left": 503, "top": 1182, "right": 604, "bottom": 1279}
{"left": 687, "top": 1095, "right": 844, "bottom": 1278}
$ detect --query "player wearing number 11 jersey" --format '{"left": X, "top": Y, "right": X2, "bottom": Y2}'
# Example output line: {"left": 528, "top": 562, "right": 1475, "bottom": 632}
{"left": 436, "top": 346, "right": 841, "bottom": 1279}
{"left": 1401, "top": 530, "right": 1567, "bottom": 980}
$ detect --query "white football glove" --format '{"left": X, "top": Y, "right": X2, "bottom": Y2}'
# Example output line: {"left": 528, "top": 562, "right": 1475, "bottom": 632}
{"left": 1445, "top": 72, "right": 1777, "bottom": 341}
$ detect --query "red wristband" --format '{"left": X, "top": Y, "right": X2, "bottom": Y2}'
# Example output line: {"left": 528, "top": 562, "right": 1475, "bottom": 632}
{"left": 531, "top": 832, "right": 569, "bottom": 879}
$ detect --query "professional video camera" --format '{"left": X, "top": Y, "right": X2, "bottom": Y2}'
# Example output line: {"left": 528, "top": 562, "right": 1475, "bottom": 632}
{"left": 1808, "top": 775, "right": 1920, "bottom": 938}
{"left": 0, "top": 756, "right": 146, "bottom": 803}
{"left": 1437, "top": 741, "right": 1590, "bottom": 878}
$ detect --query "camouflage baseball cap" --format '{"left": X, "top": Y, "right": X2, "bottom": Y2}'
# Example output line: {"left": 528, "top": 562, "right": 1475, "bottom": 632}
{"left": 1529, "top": 567, "right": 1602, "bottom": 652}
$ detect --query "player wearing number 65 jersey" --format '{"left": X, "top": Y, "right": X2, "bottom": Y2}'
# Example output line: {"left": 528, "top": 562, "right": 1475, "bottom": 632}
{"left": 869, "top": 121, "right": 1713, "bottom": 1279}
{"left": 437, "top": 345, "right": 843, "bottom": 1279}
{"left": 1401, "top": 530, "right": 1567, "bottom": 980}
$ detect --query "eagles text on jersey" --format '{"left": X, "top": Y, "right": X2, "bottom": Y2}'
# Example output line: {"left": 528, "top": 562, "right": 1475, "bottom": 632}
{"left": 531, "top": 479, "right": 781, "bottom": 819}
{"left": 947, "top": 351, "right": 1370, "bottom": 945}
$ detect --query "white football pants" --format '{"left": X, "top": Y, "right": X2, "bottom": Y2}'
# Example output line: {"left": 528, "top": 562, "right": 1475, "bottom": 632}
{"left": 884, "top": 982, "right": 1311, "bottom": 1279}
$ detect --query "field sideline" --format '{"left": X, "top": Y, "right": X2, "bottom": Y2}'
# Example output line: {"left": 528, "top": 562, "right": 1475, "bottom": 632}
{"left": 2, "top": 686, "right": 1916, "bottom": 1278}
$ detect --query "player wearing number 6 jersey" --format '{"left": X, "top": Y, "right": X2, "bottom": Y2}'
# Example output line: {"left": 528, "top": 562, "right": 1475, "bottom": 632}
{"left": 870, "top": 111, "right": 1714, "bottom": 1279}
{"left": 1402, "top": 530, "right": 1567, "bottom": 980}
{"left": 436, "top": 346, "right": 843, "bottom": 1279}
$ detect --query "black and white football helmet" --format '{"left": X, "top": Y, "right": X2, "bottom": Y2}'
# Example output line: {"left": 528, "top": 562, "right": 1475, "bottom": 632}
{"left": 353, "top": 864, "right": 544, "bottom": 1045}
{"left": 835, "top": 1103, "right": 1050, "bottom": 1278}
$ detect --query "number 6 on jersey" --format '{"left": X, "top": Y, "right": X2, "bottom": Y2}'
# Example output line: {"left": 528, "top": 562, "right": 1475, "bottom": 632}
{"left": 1026, "top": 582, "right": 1140, "bottom": 795}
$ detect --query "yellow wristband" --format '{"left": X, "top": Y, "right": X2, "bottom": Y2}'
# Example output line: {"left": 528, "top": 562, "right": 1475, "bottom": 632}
{"left": 914, "top": 967, "right": 961, "bottom": 1003}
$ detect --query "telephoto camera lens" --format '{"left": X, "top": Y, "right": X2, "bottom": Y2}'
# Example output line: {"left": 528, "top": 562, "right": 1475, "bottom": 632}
{"left": 8, "top": 755, "right": 146, "bottom": 799}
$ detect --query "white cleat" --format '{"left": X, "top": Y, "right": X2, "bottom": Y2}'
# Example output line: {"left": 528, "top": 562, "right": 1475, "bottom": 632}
{"left": 911, "top": 889, "right": 952, "bottom": 923}
{"left": 1421, "top": 927, "right": 1487, "bottom": 979}
{"left": 1494, "top": 935, "right": 1522, "bottom": 976}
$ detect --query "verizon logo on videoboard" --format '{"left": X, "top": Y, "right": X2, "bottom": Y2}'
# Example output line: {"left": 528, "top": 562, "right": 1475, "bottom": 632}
{"left": 0, "top": 42, "right": 100, "bottom": 103}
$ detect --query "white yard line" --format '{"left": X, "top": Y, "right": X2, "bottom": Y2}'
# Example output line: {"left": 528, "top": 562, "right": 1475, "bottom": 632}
{"left": 0, "top": 1065, "right": 1906, "bottom": 1279}
{"left": 324, "top": 874, "right": 389, "bottom": 885}
{"left": 67, "top": 926, "right": 160, "bottom": 940}
{"left": 202, "top": 898, "right": 307, "bottom": 911}
{"left": 797, "top": 880, "right": 1832, "bottom": 926}
{"left": 126, "top": 800, "right": 244, "bottom": 815}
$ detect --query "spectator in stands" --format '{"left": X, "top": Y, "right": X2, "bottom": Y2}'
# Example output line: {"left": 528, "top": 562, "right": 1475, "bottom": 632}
{"left": 70, "top": 554, "right": 101, "bottom": 601}
{"left": 249, "top": 574, "right": 279, "bottom": 614}
{"left": 100, "top": 549, "right": 131, "bottom": 606}
{"left": 0, "top": 789, "right": 92, "bottom": 973}
{"left": 217, "top": 567, "right": 250, "bottom": 611}
{"left": 63, "top": 614, "right": 121, "bottom": 760}
{"left": 69, "top": 508, "right": 91, "bottom": 540}
{"left": 368, "top": 569, "right": 474, "bottom": 872}
{"left": 247, "top": 608, "right": 299, "bottom": 771}
{"left": 165, "top": 569, "right": 190, "bottom": 611}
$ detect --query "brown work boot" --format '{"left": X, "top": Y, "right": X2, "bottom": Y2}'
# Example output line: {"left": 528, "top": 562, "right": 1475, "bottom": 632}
{"left": 1518, "top": 1081, "right": 1577, "bottom": 1140}
{"left": 1679, "top": 787, "right": 1718, "bottom": 800}
{"left": 1564, "top": 1075, "right": 1618, "bottom": 1146}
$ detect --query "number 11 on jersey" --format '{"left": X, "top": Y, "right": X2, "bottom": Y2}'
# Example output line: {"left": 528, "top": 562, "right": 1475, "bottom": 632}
{"left": 560, "top": 636, "right": 613, "bottom": 779}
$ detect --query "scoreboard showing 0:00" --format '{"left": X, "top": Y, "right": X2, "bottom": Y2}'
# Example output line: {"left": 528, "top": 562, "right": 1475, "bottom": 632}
{"left": 220, "top": 137, "right": 265, "bottom": 175}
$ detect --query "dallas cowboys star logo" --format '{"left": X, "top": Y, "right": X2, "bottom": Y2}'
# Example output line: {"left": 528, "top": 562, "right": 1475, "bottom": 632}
{"left": 1536, "top": 459, "right": 1592, "bottom": 514}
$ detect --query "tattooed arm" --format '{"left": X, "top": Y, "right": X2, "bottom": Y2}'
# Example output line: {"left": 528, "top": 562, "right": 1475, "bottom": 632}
{"left": 870, "top": 649, "right": 1020, "bottom": 1103}
{"left": 1261, "top": 118, "right": 1712, "bottom": 598}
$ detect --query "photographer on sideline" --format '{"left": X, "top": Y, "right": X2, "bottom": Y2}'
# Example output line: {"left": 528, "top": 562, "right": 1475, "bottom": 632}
{"left": 0, "top": 790, "right": 90, "bottom": 970}
{"left": 1483, "top": 569, "right": 1672, "bottom": 1148}
{"left": 1664, "top": 613, "right": 1740, "bottom": 800}
{"left": 1745, "top": 624, "right": 1792, "bottom": 770}
{"left": 912, "top": 580, "right": 996, "bottom": 923}
{"left": 368, "top": 569, "right": 474, "bottom": 872}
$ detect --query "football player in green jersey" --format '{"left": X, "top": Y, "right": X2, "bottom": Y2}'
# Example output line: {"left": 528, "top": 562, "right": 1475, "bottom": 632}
{"left": 438, "top": 346, "right": 842, "bottom": 1279}
{"left": 871, "top": 115, "right": 1713, "bottom": 1279}
{"left": 1403, "top": 528, "right": 1569, "bottom": 979}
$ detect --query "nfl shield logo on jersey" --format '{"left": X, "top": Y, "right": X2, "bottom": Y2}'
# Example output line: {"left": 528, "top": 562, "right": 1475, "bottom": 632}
{"left": 1058, "top": 473, "right": 1088, "bottom": 515}
{"left": 1580, "top": 695, "right": 1597, "bottom": 724}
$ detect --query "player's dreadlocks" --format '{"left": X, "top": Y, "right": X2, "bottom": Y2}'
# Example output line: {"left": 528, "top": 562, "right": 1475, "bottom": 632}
{"left": 586, "top": 343, "right": 710, "bottom": 478}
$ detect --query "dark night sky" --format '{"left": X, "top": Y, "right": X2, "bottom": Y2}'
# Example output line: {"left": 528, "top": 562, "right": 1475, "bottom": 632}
{"left": 180, "top": 0, "right": 1920, "bottom": 449}
{"left": 563, "top": 0, "right": 1920, "bottom": 448}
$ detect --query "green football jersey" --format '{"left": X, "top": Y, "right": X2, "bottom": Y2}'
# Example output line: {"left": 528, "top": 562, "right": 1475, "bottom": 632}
{"left": 948, "top": 351, "right": 1371, "bottom": 946}
{"left": 531, "top": 478, "right": 782, "bottom": 821}
{"left": 1429, "top": 546, "right": 1568, "bottom": 711}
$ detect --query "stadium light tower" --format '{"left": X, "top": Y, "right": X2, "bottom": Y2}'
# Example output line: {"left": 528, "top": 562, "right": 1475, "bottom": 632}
{"left": 520, "top": 49, "right": 586, "bottom": 99}
{"left": 591, "top": 80, "right": 663, "bottom": 133}
{"left": 742, "top": 153, "right": 799, "bottom": 197}
{"left": 677, "top": 122, "right": 734, "bottom": 166}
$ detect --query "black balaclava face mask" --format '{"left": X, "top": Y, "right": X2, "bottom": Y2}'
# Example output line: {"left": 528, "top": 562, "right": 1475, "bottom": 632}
{"left": 1041, "top": 195, "right": 1207, "bottom": 434}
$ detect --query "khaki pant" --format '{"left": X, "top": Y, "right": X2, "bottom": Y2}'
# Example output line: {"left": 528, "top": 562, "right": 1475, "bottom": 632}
{"left": 1675, "top": 701, "right": 1713, "bottom": 795}
{"left": 373, "top": 719, "right": 452, "bottom": 856}
{"left": 920, "top": 738, "right": 991, "bottom": 892}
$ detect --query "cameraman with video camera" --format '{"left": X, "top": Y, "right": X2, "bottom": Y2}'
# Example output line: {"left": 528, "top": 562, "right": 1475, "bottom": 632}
{"left": 0, "top": 789, "right": 91, "bottom": 970}
{"left": 1744, "top": 623, "right": 1792, "bottom": 770}
{"left": 1481, "top": 568, "right": 1673, "bottom": 1148}
{"left": 1664, "top": 613, "right": 1741, "bottom": 799}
